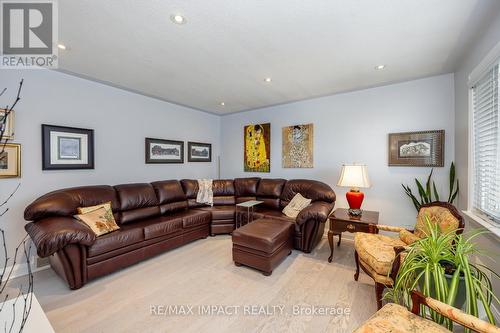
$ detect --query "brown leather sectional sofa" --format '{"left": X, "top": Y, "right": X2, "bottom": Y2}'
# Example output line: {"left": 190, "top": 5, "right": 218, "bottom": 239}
{"left": 24, "top": 178, "right": 335, "bottom": 289}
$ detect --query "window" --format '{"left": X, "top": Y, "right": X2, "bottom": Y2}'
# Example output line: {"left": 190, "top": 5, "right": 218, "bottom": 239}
{"left": 471, "top": 62, "right": 500, "bottom": 225}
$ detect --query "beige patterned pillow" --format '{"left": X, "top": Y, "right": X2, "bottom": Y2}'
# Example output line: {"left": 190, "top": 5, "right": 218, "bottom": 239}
{"left": 75, "top": 207, "right": 119, "bottom": 236}
{"left": 282, "top": 193, "right": 312, "bottom": 218}
{"left": 77, "top": 201, "right": 113, "bottom": 215}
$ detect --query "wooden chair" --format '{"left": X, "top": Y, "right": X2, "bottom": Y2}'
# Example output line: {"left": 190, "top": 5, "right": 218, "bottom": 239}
{"left": 354, "top": 290, "right": 500, "bottom": 333}
{"left": 353, "top": 202, "right": 464, "bottom": 309}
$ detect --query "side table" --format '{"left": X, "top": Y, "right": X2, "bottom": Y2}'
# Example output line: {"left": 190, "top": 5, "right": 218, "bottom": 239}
{"left": 235, "top": 200, "right": 264, "bottom": 228}
{"left": 328, "top": 208, "right": 379, "bottom": 262}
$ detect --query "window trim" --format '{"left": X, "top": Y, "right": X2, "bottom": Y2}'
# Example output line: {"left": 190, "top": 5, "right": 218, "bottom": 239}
{"left": 467, "top": 40, "right": 500, "bottom": 233}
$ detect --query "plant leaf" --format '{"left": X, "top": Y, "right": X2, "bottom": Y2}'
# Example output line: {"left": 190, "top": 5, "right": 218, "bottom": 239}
{"left": 448, "top": 162, "right": 456, "bottom": 202}
{"left": 426, "top": 169, "right": 434, "bottom": 202}
{"left": 433, "top": 181, "right": 440, "bottom": 202}
{"left": 415, "top": 179, "right": 429, "bottom": 204}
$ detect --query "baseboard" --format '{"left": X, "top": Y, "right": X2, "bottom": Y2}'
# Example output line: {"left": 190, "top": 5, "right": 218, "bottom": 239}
{"left": 1, "top": 262, "right": 50, "bottom": 283}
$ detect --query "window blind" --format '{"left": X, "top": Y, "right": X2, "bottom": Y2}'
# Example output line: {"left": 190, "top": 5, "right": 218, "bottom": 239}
{"left": 472, "top": 63, "right": 500, "bottom": 224}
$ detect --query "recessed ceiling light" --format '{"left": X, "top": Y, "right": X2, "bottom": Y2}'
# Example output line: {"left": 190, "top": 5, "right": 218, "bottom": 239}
{"left": 220, "top": 102, "right": 225, "bottom": 106}
{"left": 375, "top": 65, "right": 386, "bottom": 70}
{"left": 170, "top": 14, "right": 186, "bottom": 25}
{"left": 264, "top": 77, "right": 272, "bottom": 83}
{"left": 57, "top": 43, "right": 67, "bottom": 50}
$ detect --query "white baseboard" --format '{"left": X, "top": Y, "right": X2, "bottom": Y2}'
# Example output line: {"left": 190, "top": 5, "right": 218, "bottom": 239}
{"left": 1, "top": 262, "right": 50, "bottom": 283}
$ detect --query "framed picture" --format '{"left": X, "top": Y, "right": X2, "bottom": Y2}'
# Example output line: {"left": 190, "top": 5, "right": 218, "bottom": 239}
{"left": 145, "top": 138, "right": 184, "bottom": 164}
{"left": 187, "top": 142, "right": 211, "bottom": 162}
{"left": 0, "top": 109, "right": 15, "bottom": 139}
{"left": 244, "top": 123, "right": 271, "bottom": 172}
{"left": 42, "top": 124, "right": 95, "bottom": 170}
{"left": 282, "top": 123, "right": 313, "bottom": 168}
{"left": 388, "top": 130, "right": 444, "bottom": 167}
{"left": 0, "top": 143, "right": 21, "bottom": 178}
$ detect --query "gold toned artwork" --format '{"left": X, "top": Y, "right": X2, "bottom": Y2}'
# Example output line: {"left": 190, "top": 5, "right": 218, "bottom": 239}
{"left": 0, "top": 109, "right": 15, "bottom": 139}
{"left": 244, "top": 123, "right": 270, "bottom": 172}
{"left": 282, "top": 124, "right": 313, "bottom": 168}
{"left": 0, "top": 143, "right": 21, "bottom": 178}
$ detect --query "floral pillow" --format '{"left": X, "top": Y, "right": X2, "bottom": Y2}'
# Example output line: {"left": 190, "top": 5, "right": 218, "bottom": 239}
{"left": 74, "top": 206, "right": 119, "bottom": 236}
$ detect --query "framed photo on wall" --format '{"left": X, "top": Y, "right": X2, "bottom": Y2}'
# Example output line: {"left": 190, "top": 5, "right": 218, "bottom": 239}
{"left": 187, "top": 142, "right": 211, "bottom": 162}
{"left": 0, "top": 109, "right": 15, "bottom": 139}
{"left": 388, "top": 130, "right": 444, "bottom": 167}
{"left": 0, "top": 143, "right": 21, "bottom": 178}
{"left": 42, "top": 124, "right": 95, "bottom": 170}
{"left": 145, "top": 138, "right": 184, "bottom": 164}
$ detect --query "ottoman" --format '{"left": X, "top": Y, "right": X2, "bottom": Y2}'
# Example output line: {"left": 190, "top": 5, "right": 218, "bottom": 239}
{"left": 232, "top": 218, "right": 293, "bottom": 276}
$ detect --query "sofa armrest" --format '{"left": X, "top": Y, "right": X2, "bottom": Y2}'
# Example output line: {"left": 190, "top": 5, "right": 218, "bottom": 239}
{"left": 25, "top": 217, "right": 96, "bottom": 257}
{"left": 296, "top": 201, "right": 333, "bottom": 226}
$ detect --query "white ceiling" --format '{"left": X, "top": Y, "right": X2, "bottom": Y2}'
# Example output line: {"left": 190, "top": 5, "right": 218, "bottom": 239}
{"left": 57, "top": 0, "right": 500, "bottom": 114}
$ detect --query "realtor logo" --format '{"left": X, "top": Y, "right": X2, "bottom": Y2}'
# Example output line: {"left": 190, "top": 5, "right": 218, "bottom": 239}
{"left": 1, "top": 0, "right": 58, "bottom": 68}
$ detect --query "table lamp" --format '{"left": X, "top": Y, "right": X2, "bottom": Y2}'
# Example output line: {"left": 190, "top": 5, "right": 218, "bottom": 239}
{"left": 337, "top": 164, "right": 371, "bottom": 216}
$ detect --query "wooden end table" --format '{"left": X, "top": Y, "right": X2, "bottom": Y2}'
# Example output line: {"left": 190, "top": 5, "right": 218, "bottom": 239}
{"left": 328, "top": 208, "right": 379, "bottom": 262}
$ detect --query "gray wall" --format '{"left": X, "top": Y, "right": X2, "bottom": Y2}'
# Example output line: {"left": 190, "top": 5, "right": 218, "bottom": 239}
{"left": 453, "top": 7, "right": 500, "bottom": 312}
{"left": 0, "top": 69, "right": 220, "bottom": 268}
{"left": 221, "top": 74, "right": 455, "bottom": 228}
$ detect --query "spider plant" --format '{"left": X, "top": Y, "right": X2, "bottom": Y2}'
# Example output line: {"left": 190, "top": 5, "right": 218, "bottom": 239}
{"left": 402, "top": 162, "right": 459, "bottom": 211}
{"left": 387, "top": 220, "right": 499, "bottom": 331}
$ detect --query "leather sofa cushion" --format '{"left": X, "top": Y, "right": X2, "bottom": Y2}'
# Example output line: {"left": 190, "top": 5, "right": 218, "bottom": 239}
{"left": 196, "top": 205, "right": 235, "bottom": 220}
{"left": 142, "top": 215, "right": 183, "bottom": 239}
{"left": 151, "top": 180, "right": 188, "bottom": 214}
{"left": 213, "top": 179, "right": 235, "bottom": 196}
{"left": 24, "top": 185, "right": 119, "bottom": 221}
{"left": 256, "top": 179, "right": 286, "bottom": 209}
{"left": 119, "top": 206, "right": 161, "bottom": 225}
{"left": 258, "top": 208, "right": 295, "bottom": 222}
{"left": 280, "top": 179, "right": 336, "bottom": 209}
{"left": 236, "top": 196, "right": 257, "bottom": 204}
{"left": 180, "top": 179, "right": 198, "bottom": 198}
{"left": 88, "top": 225, "right": 144, "bottom": 257}
{"left": 115, "top": 183, "right": 159, "bottom": 210}
{"left": 213, "top": 196, "right": 236, "bottom": 205}
{"left": 234, "top": 178, "right": 260, "bottom": 197}
{"left": 232, "top": 219, "right": 293, "bottom": 253}
{"left": 174, "top": 210, "right": 211, "bottom": 228}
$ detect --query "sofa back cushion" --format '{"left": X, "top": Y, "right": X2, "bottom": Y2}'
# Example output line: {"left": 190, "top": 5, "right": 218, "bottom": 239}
{"left": 114, "top": 183, "right": 160, "bottom": 224}
{"left": 212, "top": 179, "right": 235, "bottom": 205}
{"left": 280, "top": 179, "right": 336, "bottom": 209}
{"left": 24, "top": 185, "right": 119, "bottom": 221}
{"left": 234, "top": 177, "right": 260, "bottom": 203}
{"left": 180, "top": 179, "right": 205, "bottom": 208}
{"left": 256, "top": 179, "right": 286, "bottom": 209}
{"left": 151, "top": 180, "right": 188, "bottom": 214}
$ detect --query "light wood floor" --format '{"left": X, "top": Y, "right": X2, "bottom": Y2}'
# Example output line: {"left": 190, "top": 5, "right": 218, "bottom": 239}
{"left": 26, "top": 235, "right": 378, "bottom": 332}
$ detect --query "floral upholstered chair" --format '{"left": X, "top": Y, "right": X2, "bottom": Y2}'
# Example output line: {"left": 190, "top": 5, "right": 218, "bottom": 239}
{"left": 354, "top": 290, "right": 500, "bottom": 333}
{"left": 353, "top": 202, "right": 464, "bottom": 309}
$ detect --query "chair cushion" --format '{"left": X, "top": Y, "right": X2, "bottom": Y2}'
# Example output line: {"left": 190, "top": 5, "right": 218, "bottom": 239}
{"left": 353, "top": 303, "right": 450, "bottom": 333}
{"left": 415, "top": 206, "right": 460, "bottom": 238}
{"left": 88, "top": 225, "right": 144, "bottom": 257}
{"left": 197, "top": 205, "right": 235, "bottom": 220}
{"left": 232, "top": 219, "right": 293, "bottom": 253}
{"left": 354, "top": 233, "right": 406, "bottom": 276}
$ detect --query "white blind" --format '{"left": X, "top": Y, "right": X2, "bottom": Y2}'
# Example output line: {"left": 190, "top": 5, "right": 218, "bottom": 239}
{"left": 472, "top": 63, "right": 500, "bottom": 224}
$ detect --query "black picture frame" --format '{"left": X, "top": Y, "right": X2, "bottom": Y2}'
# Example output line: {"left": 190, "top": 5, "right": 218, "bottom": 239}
{"left": 42, "top": 124, "right": 94, "bottom": 170}
{"left": 145, "top": 138, "right": 184, "bottom": 164}
{"left": 187, "top": 141, "right": 212, "bottom": 162}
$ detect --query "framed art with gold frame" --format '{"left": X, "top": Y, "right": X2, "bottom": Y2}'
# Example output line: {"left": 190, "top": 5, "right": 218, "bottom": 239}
{"left": 0, "top": 109, "right": 15, "bottom": 139}
{"left": 0, "top": 143, "right": 21, "bottom": 178}
{"left": 388, "top": 130, "right": 444, "bottom": 167}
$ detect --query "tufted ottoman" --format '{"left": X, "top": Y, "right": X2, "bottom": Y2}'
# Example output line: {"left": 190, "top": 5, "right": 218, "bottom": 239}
{"left": 232, "top": 218, "right": 293, "bottom": 276}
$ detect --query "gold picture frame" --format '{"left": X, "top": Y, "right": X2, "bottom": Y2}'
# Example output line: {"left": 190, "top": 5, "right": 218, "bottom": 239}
{"left": 0, "top": 143, "right": 21, "bottom": 178}
{"left": 388, "top": 130, "right": 444, "bottom": 167}
{"left": 0, "top": 109, "right": 15, "bottom": 139}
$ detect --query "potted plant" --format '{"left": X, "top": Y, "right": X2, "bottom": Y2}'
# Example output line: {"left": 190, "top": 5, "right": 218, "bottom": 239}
{"left": 387, "top": 220, "right": 499, "bottom": 331}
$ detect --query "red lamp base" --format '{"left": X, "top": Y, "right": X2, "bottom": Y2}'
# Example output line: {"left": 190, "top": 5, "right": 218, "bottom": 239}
{"left": 346, "top": 189, "right": 364, "bottom": 216}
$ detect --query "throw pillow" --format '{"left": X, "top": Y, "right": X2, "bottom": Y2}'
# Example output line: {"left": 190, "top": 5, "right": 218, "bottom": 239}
{"left": 282, "top": 193, "right": 312, "bottom": 218}
{"left": 77, "top": 201, "right": 113, "bottom": 215}
{"left": 74, "top": 206, "right": 119, "bottom": 236}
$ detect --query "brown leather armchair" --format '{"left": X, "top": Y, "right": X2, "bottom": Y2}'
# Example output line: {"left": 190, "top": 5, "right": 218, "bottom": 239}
{"left": 353, "top": 202, "right": 464, "bottom": 309}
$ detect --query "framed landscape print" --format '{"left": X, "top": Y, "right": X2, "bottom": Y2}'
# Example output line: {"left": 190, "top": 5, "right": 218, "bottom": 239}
{"left": 42, "top": 125, "right": 95, "bottom": 170}
{"left": 244, "top": 123, "right": 270, "bottom": 172}
{"left": 0, "top": 109, "right": 15, "bottom": 139}
{"left": 187, "top": 142, "right": 211, "bottom": 162}
{"left": 282, "top": 123, "right": 313, "bottom": 168}
{"left": 145, "top": 138, "right": 184, "bottom": 164}
{"left": 0, "top": 144, "right": 21, "bottom": 178}
{"left": 388, "top": 130, "right": 444, "bottom": 167}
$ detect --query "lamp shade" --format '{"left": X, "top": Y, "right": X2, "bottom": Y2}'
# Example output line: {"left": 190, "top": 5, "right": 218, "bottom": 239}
{"left": 337, "top": 164, "right": 371, "bottom": 188}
